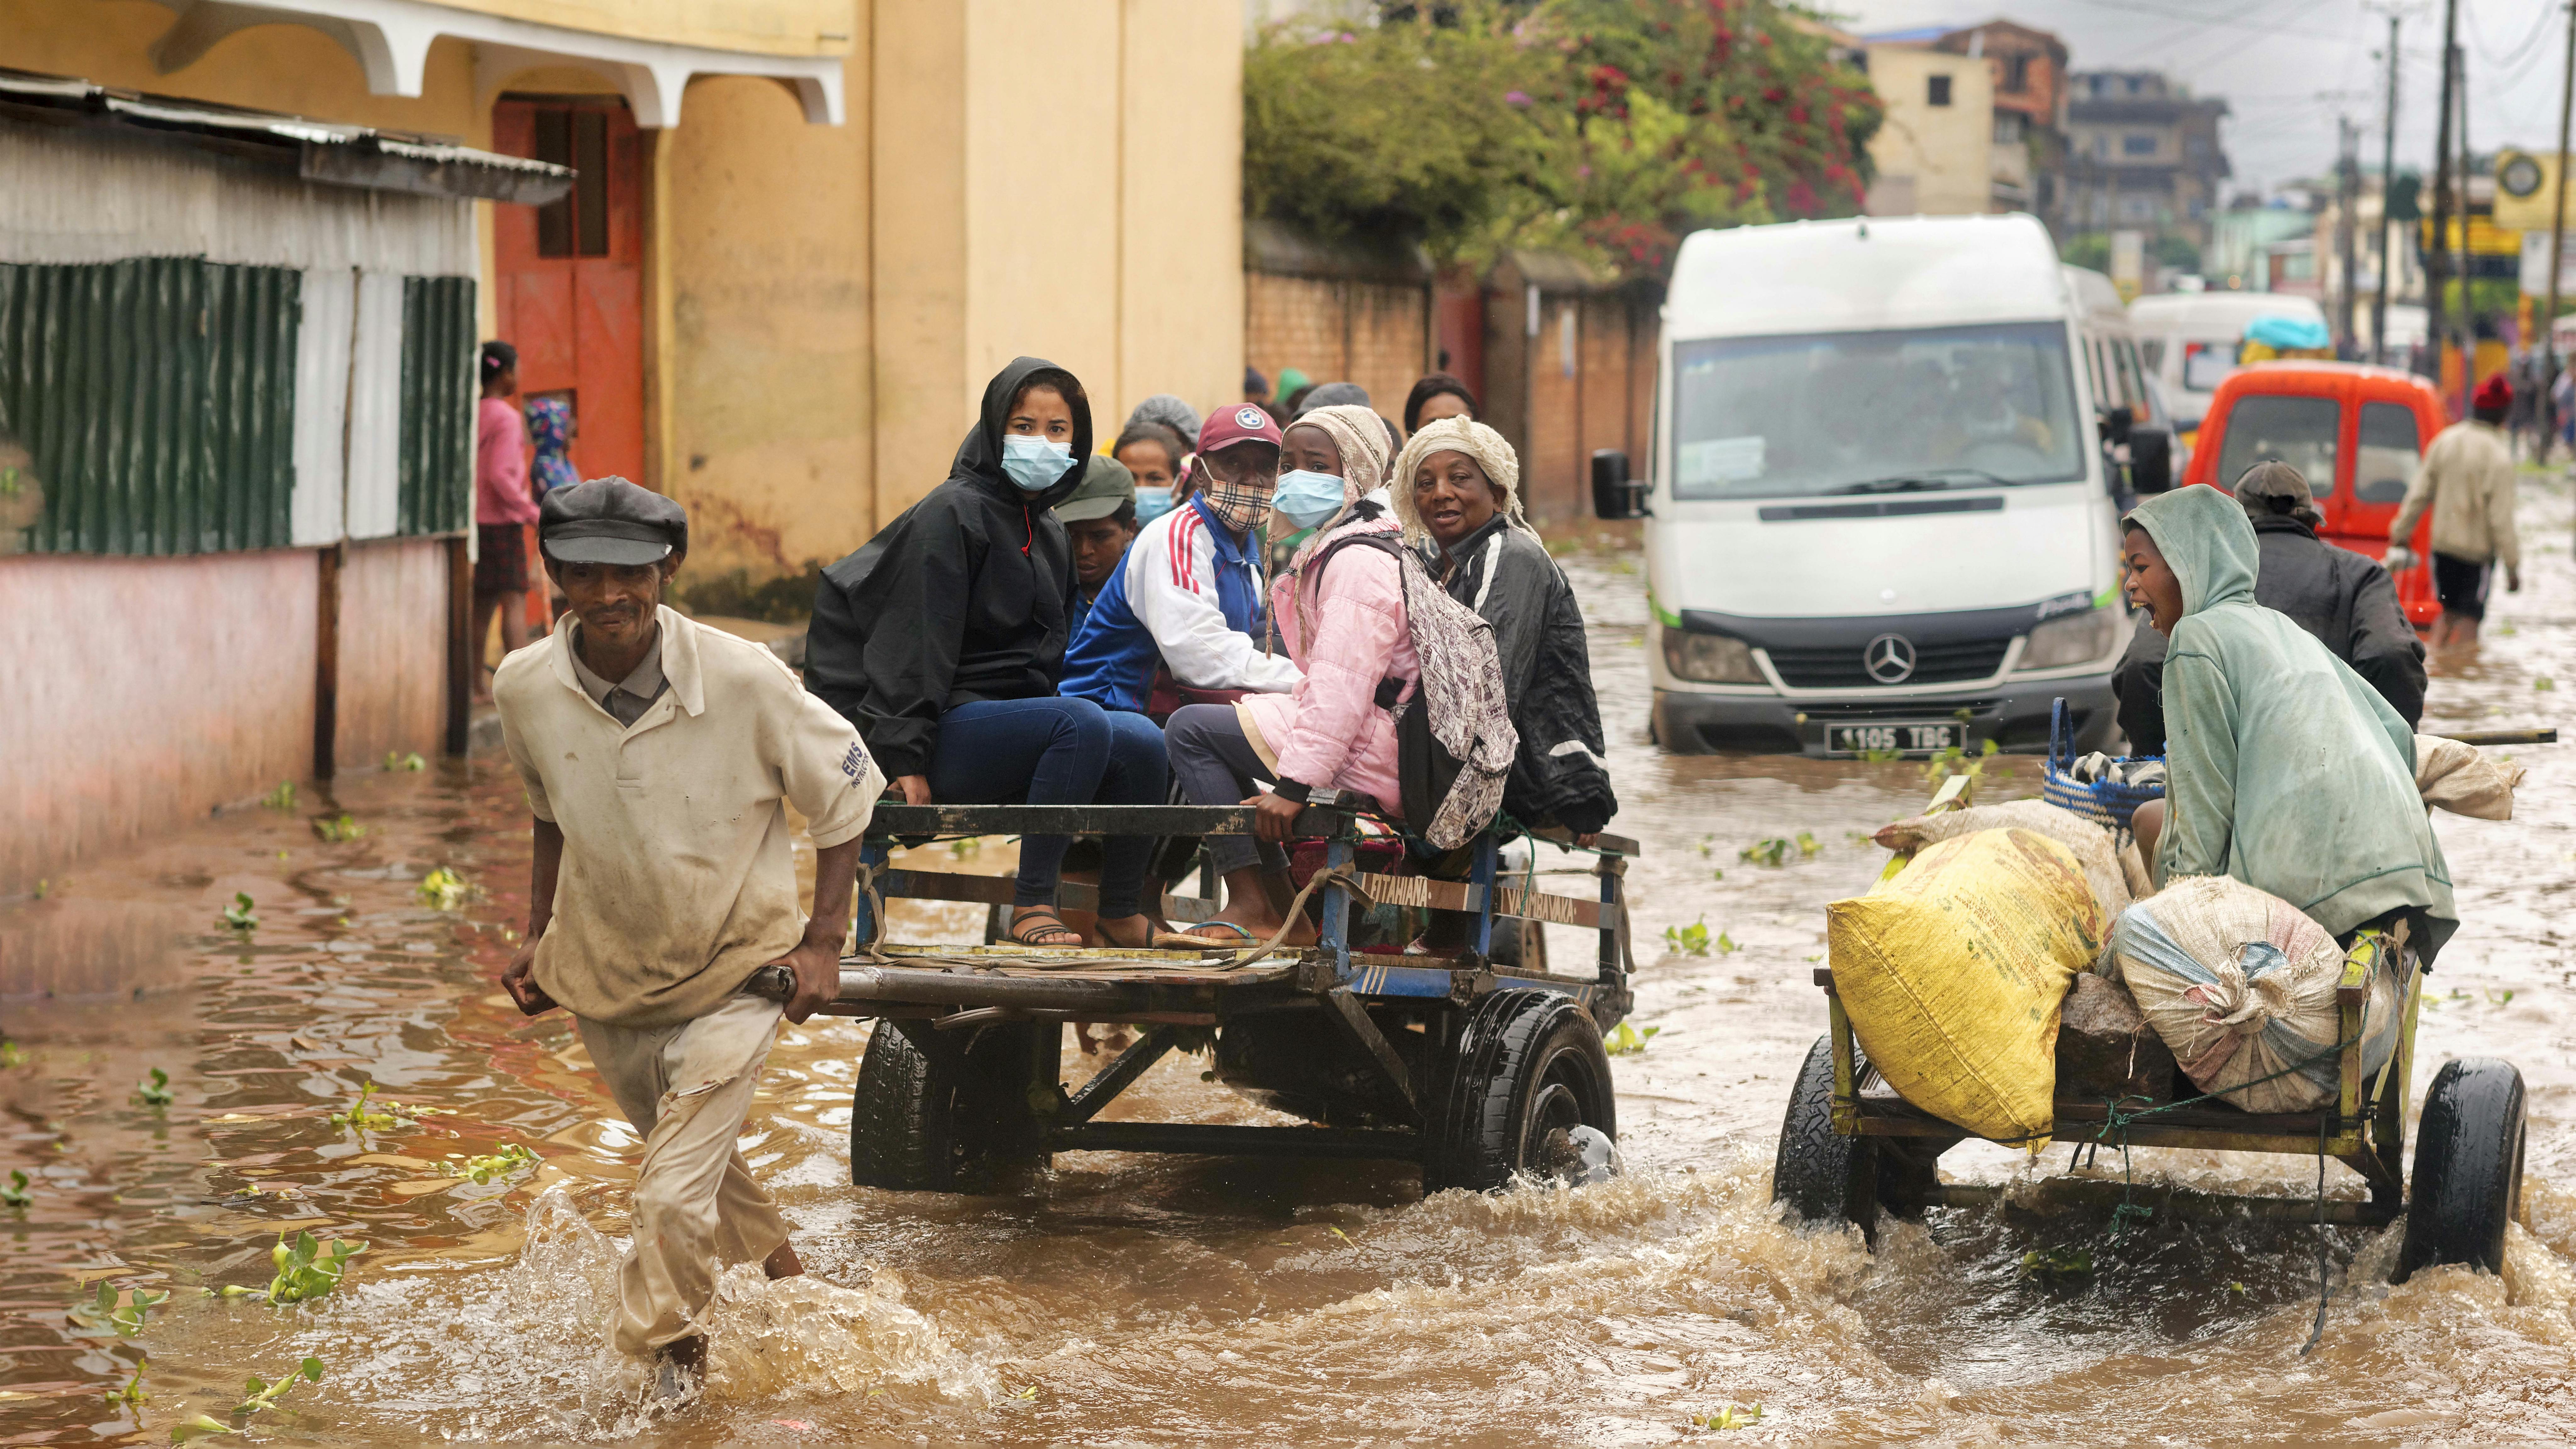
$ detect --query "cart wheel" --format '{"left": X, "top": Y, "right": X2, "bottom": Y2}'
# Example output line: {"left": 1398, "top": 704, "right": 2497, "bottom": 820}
{"left": 2399, "top": 1057, "right": 2526, "bottom": 1280}
{"left": 1774, "top": 1034, "right": 1878, "bottom": 1231}
{"left": 1423, "top": 989, "right": 1617, "bottom": 1194}
{"left": 850, "top": 1020, "right": 1052, "bottom": 1192}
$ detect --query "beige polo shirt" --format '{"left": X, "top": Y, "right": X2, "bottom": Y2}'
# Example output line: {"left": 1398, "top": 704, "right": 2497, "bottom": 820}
{"left": 2393, "top": 420, "right": 2520, "bottom": 570}
{"left": 496, "top": 606, "right": 882, "bottom": 1029}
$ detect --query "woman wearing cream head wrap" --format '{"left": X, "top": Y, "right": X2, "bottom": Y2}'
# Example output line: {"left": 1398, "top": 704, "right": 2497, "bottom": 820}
{"left": 1391, "top": 414, "right": 1617, "bottom": 842}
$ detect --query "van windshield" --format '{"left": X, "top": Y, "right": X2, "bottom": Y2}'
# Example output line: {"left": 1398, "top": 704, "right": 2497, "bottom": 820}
{"left": 1669, "top": 322, "right": 2086, "bottom": 500}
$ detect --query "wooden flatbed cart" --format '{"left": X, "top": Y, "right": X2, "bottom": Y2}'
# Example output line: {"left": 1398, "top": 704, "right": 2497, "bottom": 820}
{"left": 788, "top": 802, "right": 1642, "bottom": 1196}
{"left": 1774, "top": 858, "right": 2528, "bottom": 1285}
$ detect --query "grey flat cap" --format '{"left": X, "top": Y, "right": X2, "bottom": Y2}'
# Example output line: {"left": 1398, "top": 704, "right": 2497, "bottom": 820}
{"left": 539, "top": 476, "right": 687, "bottom": 565}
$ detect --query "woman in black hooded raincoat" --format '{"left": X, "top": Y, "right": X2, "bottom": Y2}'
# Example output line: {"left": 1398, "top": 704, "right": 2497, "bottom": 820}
{"left": 806, "top": 357, "right": 1168, "bottom": 948}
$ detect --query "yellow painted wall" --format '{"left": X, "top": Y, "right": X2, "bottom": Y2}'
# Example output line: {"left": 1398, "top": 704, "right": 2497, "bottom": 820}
{"left": 663, "top": 70, "right": 874, "bottom": 576}
{"left": 869, "top": 0, "right": 970, "bottom": 521}
{"left": 1119, "top": 0, "right": 1244, "bottom": 438}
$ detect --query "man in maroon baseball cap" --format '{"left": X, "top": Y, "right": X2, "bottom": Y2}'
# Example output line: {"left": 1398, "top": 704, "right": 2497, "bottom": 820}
{"left": 1056, "top": 401, "right": 1302, "bottom": 717}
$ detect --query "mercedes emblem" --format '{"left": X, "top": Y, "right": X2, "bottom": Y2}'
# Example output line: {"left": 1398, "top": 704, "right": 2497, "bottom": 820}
{"left": 1863, "top": 633, "right": 1917, "bottom": 684}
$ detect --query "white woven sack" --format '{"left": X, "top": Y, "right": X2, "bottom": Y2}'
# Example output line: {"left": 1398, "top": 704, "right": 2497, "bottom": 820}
{"left": 1876, "top": 798, "right": 2130, "bottom": 922}
{"left": 2109, "top": 875, "right": 2398, "bottom": 1114}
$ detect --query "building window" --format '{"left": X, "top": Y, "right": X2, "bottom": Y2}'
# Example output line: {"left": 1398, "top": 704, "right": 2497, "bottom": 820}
{"left": 1929, "top": 74, "right": 1952, "bottom": 107}
{"left": 2123, "top": 133, "right": 2158, "bottom": 157}
{"left": 2005, "top": 55, "right": 2032, "bottom": 92}
{"left": 2126, "top": 75, "right": 2143, "bottom": 94}
{"left": 531, "top": 106, "right": 611, "bottom": 259}
{"left": 1994, "top": 112, "right": 2025, "bottom": 144}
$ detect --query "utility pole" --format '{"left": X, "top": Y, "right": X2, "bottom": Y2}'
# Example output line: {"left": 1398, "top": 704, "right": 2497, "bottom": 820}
{"left": 2543, "top": 0, "right": 2574, "bottom": 458}
{"left": 2338, "top": 116, "right": 2361, "bottom": 352}
{"left": 2374, "top": 11, "right": 2401, "bottom": 365}
{"left": 2457, "top": 46, "right": 2475, "bottom": 369}
{"left": 2427, "top": 0, "right": 2458, "bottom": 378}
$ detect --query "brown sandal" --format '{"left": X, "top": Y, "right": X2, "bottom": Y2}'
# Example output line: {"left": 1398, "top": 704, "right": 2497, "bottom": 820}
{"left": 1007, "top": 907, "right": 1084, "bottom": 948}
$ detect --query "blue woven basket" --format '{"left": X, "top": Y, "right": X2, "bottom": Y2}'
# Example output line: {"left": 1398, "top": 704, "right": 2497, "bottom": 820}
{"left": 2039, "top": 697, "right": 2164, "bottom": 832}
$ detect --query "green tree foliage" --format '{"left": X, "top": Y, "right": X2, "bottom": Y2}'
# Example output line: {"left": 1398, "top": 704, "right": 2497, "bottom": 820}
{"left": 1243, "top": 1, "right": 1881, "bottom": 277}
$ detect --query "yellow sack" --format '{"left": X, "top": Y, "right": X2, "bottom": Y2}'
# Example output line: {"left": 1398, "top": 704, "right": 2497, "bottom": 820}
{"left": 1826, "top": 828, "right": 2105, "bottom": 1147}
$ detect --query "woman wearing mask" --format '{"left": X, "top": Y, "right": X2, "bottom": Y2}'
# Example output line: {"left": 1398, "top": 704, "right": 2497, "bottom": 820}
{"left": 1394, "top": 417, "right": 1615, "bottom": 844}
{"left": 806, "top": 357, "right": 1168, "bottom": 949}
{"left": 1162, "top": 403, "right": 1407, "bottom": 947}
{"left": 1113, "top": 421, "right": 1190, "bottom": 525}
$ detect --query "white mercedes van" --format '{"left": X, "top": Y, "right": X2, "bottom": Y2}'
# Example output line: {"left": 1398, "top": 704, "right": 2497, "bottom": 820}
{"left": 1591, "top": 213, "right": 2166, "bottom": 757}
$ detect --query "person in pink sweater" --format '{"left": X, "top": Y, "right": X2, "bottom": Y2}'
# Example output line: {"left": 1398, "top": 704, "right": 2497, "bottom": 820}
{"left": 1164, "top": 405, "right": 1410, "bottom": 947}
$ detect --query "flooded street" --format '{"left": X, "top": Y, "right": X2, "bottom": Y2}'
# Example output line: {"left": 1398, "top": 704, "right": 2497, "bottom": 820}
{"left": 5, "top": 487, "right": 2576, "bottom": 1446}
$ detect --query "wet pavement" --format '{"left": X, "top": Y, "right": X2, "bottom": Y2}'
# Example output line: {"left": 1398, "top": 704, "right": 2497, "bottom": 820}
{"left": 3, "top": 481, "right": 2575, "bottom": 1444}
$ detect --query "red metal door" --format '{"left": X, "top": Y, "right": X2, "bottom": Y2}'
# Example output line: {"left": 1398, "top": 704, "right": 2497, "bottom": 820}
{"left": 490, "top": 97, "right": 645, "bottom": 489}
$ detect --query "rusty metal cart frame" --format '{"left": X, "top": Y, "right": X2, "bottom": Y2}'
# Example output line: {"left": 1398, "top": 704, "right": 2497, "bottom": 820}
{"left": 800, "top": 802, "right": 1642, "bottom": 1196}
{"left": 1780, "top": 879, "right": 2527, "bottom": 1284}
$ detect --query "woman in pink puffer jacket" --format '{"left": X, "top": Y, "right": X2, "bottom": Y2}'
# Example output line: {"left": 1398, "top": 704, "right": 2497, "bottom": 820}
{"left": 1163, "top": 404, "right": 1415, "bottom": 948}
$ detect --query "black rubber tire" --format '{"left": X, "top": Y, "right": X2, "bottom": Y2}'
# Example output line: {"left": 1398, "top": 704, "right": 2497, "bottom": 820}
{"left": 1774, "top": 1034, "right": 1878, "bottom": 1231}
{"left": 2399, "top": 1056, "right": 2527, "bottom": 1280}
{"left": 1486, "top": 918, "right": 1548, "bottom": 971}
{"left": 850, "top": 1020, "right": 1051, "bottom": 1192}
{"left": 1423, "top": 989, "right": 1617, "bottom": 1194}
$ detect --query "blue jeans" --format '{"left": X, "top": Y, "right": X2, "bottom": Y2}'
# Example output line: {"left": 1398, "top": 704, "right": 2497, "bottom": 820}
{"left": 927, "top": 697, "right": 1169, "bottom": 916}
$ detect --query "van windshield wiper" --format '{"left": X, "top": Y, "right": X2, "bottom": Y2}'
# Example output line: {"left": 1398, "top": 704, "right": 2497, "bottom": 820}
{"left": 1825, "top": 468, "right": 2010, "bottom": 494}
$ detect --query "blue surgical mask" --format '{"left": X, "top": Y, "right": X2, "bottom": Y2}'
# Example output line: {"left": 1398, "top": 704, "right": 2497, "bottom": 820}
{"left": 1273, "top": 469, "right": 1348, "bottom": 530}
{"left": 1134, "top": 485, "right": 1176, "bottom": 523}
{"left": 1001, "top": 434, "right": 1074, "bottom": 493}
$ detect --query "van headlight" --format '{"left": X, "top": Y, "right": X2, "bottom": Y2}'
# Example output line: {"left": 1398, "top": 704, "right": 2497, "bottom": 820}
{"left": 2015, "top": 607, "right": 2119, "bottom": 671}
{"left": 1662, "top": 628, "right": 1763, "bottom": 683}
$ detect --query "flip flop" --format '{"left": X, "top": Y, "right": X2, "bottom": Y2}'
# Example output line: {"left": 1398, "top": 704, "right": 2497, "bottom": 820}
{"left": 1006, "top": 907, "right": 1085, "bottom": 949}
{"left": 1152, "top": 920, "right": 1259, "bottom": 950}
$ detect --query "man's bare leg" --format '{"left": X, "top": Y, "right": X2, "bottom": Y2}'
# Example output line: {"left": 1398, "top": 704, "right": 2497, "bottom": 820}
{"left": 763, "top": 1240, "right": 802, "bottom": 1280}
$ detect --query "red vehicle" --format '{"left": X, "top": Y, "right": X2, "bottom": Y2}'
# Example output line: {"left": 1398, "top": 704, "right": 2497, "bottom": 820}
{"left": 2180, "top": 362, "right": 2442, "bottom": 629}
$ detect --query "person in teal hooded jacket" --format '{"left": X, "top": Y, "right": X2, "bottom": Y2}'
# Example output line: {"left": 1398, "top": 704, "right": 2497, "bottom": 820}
{"left": 2124, "top": 484, "right": 2456, "bottom": 960}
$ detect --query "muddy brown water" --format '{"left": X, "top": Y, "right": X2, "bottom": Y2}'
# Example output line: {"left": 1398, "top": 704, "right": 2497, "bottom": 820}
{"left": 6, "top": 493, "right": 2576, "bottom": 1446}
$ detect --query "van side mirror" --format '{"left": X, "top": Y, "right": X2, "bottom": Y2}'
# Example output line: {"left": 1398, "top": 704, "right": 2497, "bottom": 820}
{"left": 2127, "top": 425, "right": 2174, "bottom": 495}
{"left": 1591, "top": 449, "right": 1647, "bottom": 520}
{"left": 2099, "top": 405, "right": 2135, "bottom": 447}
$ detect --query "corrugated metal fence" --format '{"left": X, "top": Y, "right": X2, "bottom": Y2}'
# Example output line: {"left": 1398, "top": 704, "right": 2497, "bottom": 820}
{"left": 399, "top": 276, "right": 475, "bottom": 537}
{"left": 0, "top": 258, "right": 473, "bottom": 556}
{"left": 0, "top": 257, "right": 297, "bottom": 554}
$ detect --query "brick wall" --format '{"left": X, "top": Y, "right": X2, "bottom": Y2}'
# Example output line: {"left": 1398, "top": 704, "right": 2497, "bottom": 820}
{"left": 1245, "top": 272, "right": 1431, "bottom": 423}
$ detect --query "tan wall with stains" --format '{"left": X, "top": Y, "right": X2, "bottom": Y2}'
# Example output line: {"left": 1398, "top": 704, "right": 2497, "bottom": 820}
{"left": 0, "top": 552, "right": 319, "bottom": 894}
{"left": 334, "top": 539, "right": 453, "bottom": 771}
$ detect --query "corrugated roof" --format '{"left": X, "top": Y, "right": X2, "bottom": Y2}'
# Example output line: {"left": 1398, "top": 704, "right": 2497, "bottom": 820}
{"left": 0, "top": 67, "right": 571, "bottom": 206}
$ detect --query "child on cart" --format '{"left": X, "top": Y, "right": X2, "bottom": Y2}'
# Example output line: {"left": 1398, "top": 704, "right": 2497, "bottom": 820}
{"left": 2120, "top": 485, "right": 2456, "bottom": 958}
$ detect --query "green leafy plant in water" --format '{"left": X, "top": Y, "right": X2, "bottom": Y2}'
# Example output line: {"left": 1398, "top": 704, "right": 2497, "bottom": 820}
{"left": 309, "top": 813, "right": 365, "bottom": 843}
{"left": 385, "top": 751, "right": 426, "bottom": 772}
{"left": 415, "top": 867, "right": 471, "bottom": 910}
{"left": 234, "top": 1231, "right": 364, "bottom": 1306}
{"left": 1922, "top": 738, "right": 2004, "bottom": 803}
{"left": 237, "top": 1355, "right": 324, "bottom": 1416}
{"left": 170, "top": 1415, "right": 236, "bottom": 1444}
{"left": 2, "top": 1170, "right": 30, "bottom": 1209}
{"left": 1796, "top": 831, "right": 1821, "bottom": 859}
{"left": 1688, "top": 1402, "right": 1763, "bottom": 1430}
{"left": 136, "top": 1068, "right": 175, "bottom": 1108}
{"left": 947, "top": 837, "right": 983, "bottom": 860}
{"left": 0, "top": 1040, "right": 24, "bottom": 1068}
{"left": 260, "top": 782, "right": 297, "bottom": 812}
{"left": 103, "top": 1355, "right": 147, "bottom": 1411}
{"left": 1696, "top": 833, "right": 1715, "bottom": 858}
{"left": 2020, "top": 1245, "right": 2093, "bottom": 1281}
{"left": 2486, "top": 987, "right": 2516, "bottom": 1007}
{"left": 442, "top": 1142, "right": 539, "bottom": 1185}
{"left": 1739, "top": 838, "right": 1789, "bottom": 867}
{"left": 2537, "top": 676, "right": 2556, "bottom": 692}
{"left": 219, "top": 893, "right": 257, "bottom": 932}
{"left": 1664, "top": 918, "right": 1712, "bottom": 956}
{"left": 71, "top": 1281, "right": 169, "bottom": 1338}
{"left": 330, "top": 1076, "right": 430, "bottom": 1132}
{"left": 1604, "top": 1021, "right": 1662, "bottom": 1056}
{"left": 1859, "top": 746, "right": 1902, "bottom": 763}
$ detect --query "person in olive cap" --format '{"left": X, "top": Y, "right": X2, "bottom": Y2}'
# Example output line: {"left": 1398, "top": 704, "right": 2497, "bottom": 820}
{"left": 1056, "top": 454, "right": 1141, "bottom": 634}
{"left": 493, "top": 476, "right": 882, "bottom": 1402}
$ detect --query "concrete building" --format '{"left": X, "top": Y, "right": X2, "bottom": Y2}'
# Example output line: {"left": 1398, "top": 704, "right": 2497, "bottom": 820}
{"left": 2066, "top": 69, "right": 2232, "bottom": 252}
{"left": 1857, "top": 32, "right": 1998, "bottom": 217}
{"left": 0, "top": 0, "right": 1247, "bottom": 896}
{"left": 1929, "top": 19, "right": 2070, "bottom": 224}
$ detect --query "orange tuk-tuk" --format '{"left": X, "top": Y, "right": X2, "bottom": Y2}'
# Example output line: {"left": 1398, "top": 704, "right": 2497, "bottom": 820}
{"left": 2180, "top": 362, "right": 2444, "bottom": 629}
